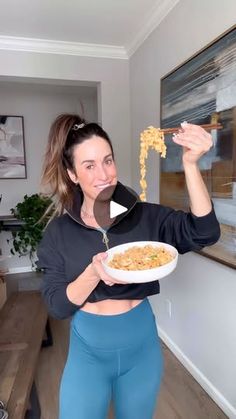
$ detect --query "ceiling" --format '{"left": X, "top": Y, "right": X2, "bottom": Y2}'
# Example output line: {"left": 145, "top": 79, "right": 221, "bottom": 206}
{"left": 0, "top": 0, "right": 179, "bottom": 57}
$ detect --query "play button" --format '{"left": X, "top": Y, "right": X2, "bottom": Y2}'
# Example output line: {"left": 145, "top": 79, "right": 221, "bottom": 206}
{"left": 92, "top": 182, "right": 141, "bottom": 231}
{"left": 110, "top": 201, "right": 127, "bottom": 218}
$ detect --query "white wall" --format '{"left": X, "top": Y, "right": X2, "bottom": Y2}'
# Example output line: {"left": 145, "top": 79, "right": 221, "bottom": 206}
{"left": 130, "top": 0, "right": 236, "bottom": 417}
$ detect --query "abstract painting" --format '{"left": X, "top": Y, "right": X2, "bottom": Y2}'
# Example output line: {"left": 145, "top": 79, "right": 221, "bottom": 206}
{"left": 0, "top": 116, "right": 26, "bottom": 179}
{"left": 160, "top": 25, "right": 236, "bottom": 269}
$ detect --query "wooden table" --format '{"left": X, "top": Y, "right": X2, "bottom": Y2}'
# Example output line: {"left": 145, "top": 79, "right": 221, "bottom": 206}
{"left": 0, "top": 291, "right": 49, "bottom": 418}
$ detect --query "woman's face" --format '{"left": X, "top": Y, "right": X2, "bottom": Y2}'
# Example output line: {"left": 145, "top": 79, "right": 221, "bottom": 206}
{"left": 67, "top": 136, "right": 117, "bottom": 202}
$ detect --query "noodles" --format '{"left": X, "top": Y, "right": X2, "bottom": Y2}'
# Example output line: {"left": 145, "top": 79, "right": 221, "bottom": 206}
{"left": 139, "top": 126, "right": 166, "bottom": 201}
{"left": 108, "top": 245, "right": 174, "bottom": 271}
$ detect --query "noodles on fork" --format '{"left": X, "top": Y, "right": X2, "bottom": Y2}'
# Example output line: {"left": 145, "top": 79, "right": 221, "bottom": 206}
{"left": 139, "top": 126, "right": 166, "bottom": 202}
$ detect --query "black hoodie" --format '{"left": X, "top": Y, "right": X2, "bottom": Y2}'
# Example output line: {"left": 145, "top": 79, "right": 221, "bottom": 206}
{"left": 37, "top": 182, "right": 220, "bottom": 319}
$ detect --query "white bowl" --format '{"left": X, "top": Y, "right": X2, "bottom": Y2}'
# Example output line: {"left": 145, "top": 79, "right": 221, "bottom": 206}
{"left": 102, "top": 241, "right": 178, "bottom": 283}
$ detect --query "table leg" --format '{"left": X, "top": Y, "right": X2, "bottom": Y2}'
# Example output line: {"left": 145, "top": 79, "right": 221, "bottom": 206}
{"left": 41, "top": 318, "right": 53, "bottom": 348}
{"left": 25, "top": 382, "right": 41, "bottom": 419}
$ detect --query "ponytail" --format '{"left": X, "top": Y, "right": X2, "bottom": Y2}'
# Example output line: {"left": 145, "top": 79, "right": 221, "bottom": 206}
{"left": 41, "top": 114, "right": 85, "bottom": 215}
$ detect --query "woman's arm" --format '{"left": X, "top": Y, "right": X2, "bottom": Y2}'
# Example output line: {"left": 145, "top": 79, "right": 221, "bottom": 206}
{"left": 66, "top": 254, "right": 112, "bottom": 305}
{"left": 66, "top": 264, "right": 100, "bottom": 306}
{"left": 183, "top": 163, "right": 212, "bottom": 216}
{"left": 172, "top": 122, "right": 213, "bottom": 216}
{"left": 38, "top": 224, "right": 125, "bottom": 318}
{"left": 155, "top": 122, "right": 220, "bottom": 253}
{"left": 37, "top": 224, "right": 101, "bottom": 318}
{"left": 66, "top": 253, "right": 128, "bottom": 305}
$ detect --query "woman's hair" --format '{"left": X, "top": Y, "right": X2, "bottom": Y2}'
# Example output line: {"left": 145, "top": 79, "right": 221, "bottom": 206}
{"left": 41, "top": 113, "right": 114, "bottom": 214}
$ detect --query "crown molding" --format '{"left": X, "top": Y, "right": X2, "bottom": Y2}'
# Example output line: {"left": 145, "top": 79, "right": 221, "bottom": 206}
{"left": 0, "top": 36, "right": 128, "bottom": 60}
{"left": 126, "top": 0, "right": 180, "bottom": 57}
{"left": 0, "top": 1, "right": 179, "bottom": 60}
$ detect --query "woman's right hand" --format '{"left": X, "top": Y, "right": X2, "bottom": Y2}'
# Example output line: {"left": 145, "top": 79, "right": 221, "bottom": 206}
{"left": 88, "top": 252, "right": 128, "bottom": 286}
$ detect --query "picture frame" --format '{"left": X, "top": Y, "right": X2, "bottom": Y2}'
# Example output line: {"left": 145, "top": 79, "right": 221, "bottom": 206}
{"left": 0, "top": 115, "right": 27, "bottom": 179}
{"left": 160, "top": 25, "right": 236, "bottom": 269}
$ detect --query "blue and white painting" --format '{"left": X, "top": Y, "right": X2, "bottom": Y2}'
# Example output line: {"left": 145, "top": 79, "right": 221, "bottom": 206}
{"left": 160, "top": 26, "right": 236, "bottom": 268}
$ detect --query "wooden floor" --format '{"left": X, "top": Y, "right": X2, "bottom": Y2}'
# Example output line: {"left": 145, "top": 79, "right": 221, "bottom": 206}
{"left": 35, "top": 317, "right": 228, "bottom": 419}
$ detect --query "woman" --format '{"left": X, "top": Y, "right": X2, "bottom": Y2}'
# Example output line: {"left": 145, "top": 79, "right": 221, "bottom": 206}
{"left": 37, "top": 114, "right": 220, "bottom": 419}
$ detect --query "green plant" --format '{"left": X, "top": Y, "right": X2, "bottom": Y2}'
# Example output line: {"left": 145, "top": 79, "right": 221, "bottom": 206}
{"left": 8, "top": 194, "right": 54, "bottom": 268}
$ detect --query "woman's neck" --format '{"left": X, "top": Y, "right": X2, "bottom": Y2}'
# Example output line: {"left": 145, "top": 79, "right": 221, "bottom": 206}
{"left": 81, "top": 198, "right": 115, "bottom": 229}
{"left": 81, "top": 198, "right": 110, "bottom": 218}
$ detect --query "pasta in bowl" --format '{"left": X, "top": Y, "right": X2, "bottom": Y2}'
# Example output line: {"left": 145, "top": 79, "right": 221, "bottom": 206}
{"left": 102, "top": 241, "right": 178, "bottom": 283}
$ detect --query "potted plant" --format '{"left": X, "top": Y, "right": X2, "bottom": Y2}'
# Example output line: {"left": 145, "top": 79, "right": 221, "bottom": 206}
{"left": 8, "top": 194, "right": 54, "bottom": 269}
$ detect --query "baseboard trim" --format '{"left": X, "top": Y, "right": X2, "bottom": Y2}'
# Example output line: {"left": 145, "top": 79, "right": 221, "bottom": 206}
{"left": 7, "top": 266, "right": 33, "bottom": 274}
{"left": 158, "top": 327, "right": 236, "bottom": 419}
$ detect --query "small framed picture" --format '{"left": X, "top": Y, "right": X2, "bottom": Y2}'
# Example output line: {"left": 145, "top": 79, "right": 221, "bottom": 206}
{"left": 0, "top": 115, "right": 27, "bottom": 179}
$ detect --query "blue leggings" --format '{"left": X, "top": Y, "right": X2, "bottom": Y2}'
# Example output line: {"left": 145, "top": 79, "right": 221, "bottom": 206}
{"left": 59, "top": 299, "right": 163, "bottom": 419}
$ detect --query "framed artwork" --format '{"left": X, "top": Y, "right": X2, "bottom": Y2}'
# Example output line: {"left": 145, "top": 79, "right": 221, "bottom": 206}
{"left": 0, "top": 115, "right": 26, "bottom": 179}
{"left": 160, "top": 25, "right": 236, "bottom": 269}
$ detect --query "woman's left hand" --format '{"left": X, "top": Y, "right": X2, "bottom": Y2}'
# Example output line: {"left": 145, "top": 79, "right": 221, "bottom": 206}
{"left": 172, "top": 122, "right": 213, "bottom": 165}
{"left": 92, "top": 252, "right": 129, "bottom": 286}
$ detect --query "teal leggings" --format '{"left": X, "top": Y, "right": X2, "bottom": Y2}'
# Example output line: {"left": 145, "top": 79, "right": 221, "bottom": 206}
{"left": 59, "top": 299, "right": 163, "bottom": 419}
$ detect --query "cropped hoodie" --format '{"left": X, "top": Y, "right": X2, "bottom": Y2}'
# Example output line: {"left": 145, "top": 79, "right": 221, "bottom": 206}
{"left": 37, "top": 182, "right": 220, "bottom": 319}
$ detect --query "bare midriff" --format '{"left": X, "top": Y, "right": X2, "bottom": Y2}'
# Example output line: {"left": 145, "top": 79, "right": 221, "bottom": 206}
{"left": 80, "top": 299, "right": 143, "bottom": 315}
{"left": 80, "top": 218, "right": 143, "bottom": 315}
